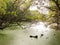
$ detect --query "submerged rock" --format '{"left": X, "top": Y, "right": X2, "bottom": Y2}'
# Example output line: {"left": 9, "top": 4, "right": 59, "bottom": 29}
{"left": 46, "top": 37, "right": 49, "bottom": 39}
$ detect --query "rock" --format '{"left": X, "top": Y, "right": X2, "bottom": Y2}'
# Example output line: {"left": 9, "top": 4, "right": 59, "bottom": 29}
{"left": 40, "top": 34, "right": 44, "bottom": 38}
{"left": 30, "top": 35, "right": 38, "bottom": 39}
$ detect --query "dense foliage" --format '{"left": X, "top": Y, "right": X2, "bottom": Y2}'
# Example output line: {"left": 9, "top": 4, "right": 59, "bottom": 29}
{"left": 47, "top": 0, "right": 60, "bottom": 30}
{"left": 0, "top": 0, "right": 33, "bottom": 29}
{"left": 0, "top": 0, "right": 60, "bottom": 30}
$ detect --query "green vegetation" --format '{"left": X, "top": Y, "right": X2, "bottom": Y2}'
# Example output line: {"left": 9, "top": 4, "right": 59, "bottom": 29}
{"left": 46, "top": 0, "right": 60, "bottom": 30}
{"left": 0, "top": 0, "right": 33, "bottom": 29}
{"left": 0, "top": 0, "right": 46, "bottom": 29}
{"left": 25, "top": 11, "right": 46, "bottom": 22}
{"left": 0, "top": 0, "right": 60, "bottom": 30}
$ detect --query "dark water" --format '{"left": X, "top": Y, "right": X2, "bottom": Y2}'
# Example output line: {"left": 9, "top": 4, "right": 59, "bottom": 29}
{"left": 0, "top": 22, "right": 60, "bottom": 45}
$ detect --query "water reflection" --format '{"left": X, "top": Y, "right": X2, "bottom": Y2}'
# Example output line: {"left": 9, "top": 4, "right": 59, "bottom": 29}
{"left": 0, "top": 22, "right": 60, "bottom": 45}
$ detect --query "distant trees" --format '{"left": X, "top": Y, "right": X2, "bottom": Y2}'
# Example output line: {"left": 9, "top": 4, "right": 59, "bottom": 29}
{"left": 0, "top": 0, "right": 60, "bottom": 30}
{"left": 0, "top": 0, "right": 33, "bottom": 29}
{"left": 47, "top": 0, "right": 60, "bottom": 30}
{"left": 51, "top": 0, "right": 60, "bottom": 30}
{"left": 33, "top": 0, "right": 60, "bottom": 30}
